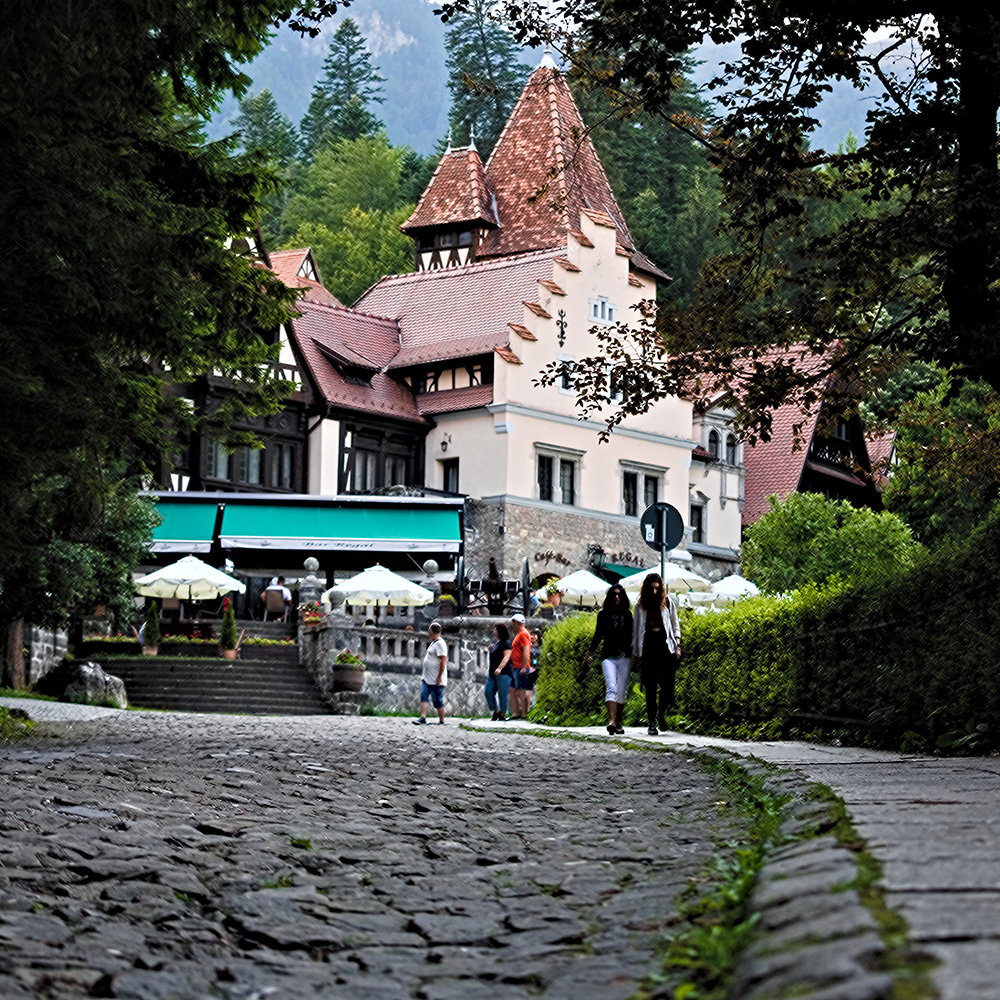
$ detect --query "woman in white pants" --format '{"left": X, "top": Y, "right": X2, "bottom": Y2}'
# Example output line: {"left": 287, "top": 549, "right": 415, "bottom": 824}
{"left": 583, "top": 584, "right": 633, "bottom": 734}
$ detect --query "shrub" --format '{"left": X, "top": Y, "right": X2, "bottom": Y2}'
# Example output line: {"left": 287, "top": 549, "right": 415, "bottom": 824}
{"left": 219, "top": 601, "right": 238, "bottom": 650}
{"left": 681, "top": 506, "right": 1000, "bottom": 750}
{"left": 143, "top": 602, "right": 160, "bottom": 648}
{"left": 532, "top": 611, "right": 606, "bottom": 725}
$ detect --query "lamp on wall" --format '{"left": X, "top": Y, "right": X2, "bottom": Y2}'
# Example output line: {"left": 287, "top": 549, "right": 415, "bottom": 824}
{"left": 587, "top": 543, "right": 605, "bottom": 571}
{"left": 441, "top": 433, "right": 451, "bottom": 453}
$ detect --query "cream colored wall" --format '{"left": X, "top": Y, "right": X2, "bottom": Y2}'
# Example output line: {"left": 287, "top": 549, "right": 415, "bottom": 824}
{"left": 424, "top": 411, "right": 507, "bottom": 496}
{"left": 489, "top": 410, "right": 693, "bottom": 515}
{"left": 689, "top": 461, "right": 744, "bottom": 550}
{"left": 307, "top": 418, "right": 340, "bottom": 495}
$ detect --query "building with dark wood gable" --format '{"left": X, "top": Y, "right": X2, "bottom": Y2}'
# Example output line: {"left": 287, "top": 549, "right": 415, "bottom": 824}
{"left": 291, "top": 59, "right": 744, "bottom": 582}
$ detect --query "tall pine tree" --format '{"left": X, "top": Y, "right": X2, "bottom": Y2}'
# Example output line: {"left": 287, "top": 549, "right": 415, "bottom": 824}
{"left": 445, "top": 0, "right": 530, "bottom": 160}
{"left": 231, "top": 89, "right": 298, "bottom": 166}
{"left": 299, "top": 18, "right": 386, "bottom": 159}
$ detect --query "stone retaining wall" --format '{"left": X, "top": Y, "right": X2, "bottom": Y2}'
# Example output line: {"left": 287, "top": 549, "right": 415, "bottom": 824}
{"left": 27, "top": 626, "right": 68, "bottom": 687}
{"left": 299, "top": 614, "right": 551, "bottom": 716}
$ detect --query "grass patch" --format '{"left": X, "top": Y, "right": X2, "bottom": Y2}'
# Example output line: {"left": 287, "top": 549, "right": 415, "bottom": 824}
{"left": 0, "top": 705, "right": 35, "bottom": 742}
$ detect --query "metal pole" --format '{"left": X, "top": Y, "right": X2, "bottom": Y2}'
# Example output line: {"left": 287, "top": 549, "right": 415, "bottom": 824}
{"left": 659, "top": 507, "right": 666, "bottom": 580}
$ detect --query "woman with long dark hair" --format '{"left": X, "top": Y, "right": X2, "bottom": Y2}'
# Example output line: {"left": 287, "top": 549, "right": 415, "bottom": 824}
{"left": 484, "top": 622, "right": 513, "bottom": 721}
{"left": 632, "top": 572, "right": 681, "bottom": 735}
{"left": 584, "top": 583, "right": 633, "bottom": 734}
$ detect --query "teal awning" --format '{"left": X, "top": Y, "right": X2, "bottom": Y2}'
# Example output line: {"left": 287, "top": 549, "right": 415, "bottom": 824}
{"left": 150, "top": 502, "right": 220, "bottom": 554}
{"left": 218, "top": 503, "right": 461, "bottom": 554}
{"left": 603, "top": 562, "right": 650, "bottom": 578}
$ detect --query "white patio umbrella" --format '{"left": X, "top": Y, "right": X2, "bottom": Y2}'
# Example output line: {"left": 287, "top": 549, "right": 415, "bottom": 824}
{"left": 619, "top": 563, "right": 712, "bottom": 594}
{"left": 552, "top": 569, "right": 613, "bottom": 607}
{"left": 324, "top": 564, "right": 434, "bottom": 608}
{"left": 135, "top": 555, "right": 246, "bottom": 600}
{"left": 711, "top": 574, "right": 761, "bottom": 606}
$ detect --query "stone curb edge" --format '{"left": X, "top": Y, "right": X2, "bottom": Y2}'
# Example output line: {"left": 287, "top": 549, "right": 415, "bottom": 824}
{"left": 685, "top": 745, "right": 897, "bottom": 1000}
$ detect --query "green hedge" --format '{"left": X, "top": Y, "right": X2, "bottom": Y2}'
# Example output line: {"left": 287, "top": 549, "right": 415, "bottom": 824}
{"left": 682, "top": 508, "right": 1000, "bottom": 749}
{"left": 532, "top": 612, "right": 606, "bottom": 725}
{"left": 534, "top": 510, "right": 1000, "bottom": 749}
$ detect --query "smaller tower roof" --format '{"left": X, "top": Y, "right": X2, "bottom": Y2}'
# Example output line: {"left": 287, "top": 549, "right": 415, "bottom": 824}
{"left": 401, "top": 146, "right": 498, "bottom": 233}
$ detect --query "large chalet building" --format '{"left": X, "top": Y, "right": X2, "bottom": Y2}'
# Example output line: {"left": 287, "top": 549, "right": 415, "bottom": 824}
{"left": 154, "top": 58, "right": 887, "bottom": 590}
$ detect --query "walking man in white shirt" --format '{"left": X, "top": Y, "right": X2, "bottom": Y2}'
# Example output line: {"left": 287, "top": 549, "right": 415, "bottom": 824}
{"left": 413, "top": 621, "right": 448, "bottom": 725}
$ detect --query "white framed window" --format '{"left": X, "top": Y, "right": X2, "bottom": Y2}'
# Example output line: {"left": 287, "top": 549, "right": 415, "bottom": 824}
{"left": 537, "top": 444, "right": 585, "bottom": 506}
{"left": 621, "top": 462, "right": 665, "bottom": 516}
{"left": 689, "top": 501, "right": 706, "bottom": 544}
{"left": 557, "top": 352, "right": 576, "bottom": 395}
{"left": 588, "top": 296, "right": 617, "bottom": 325}
{"left": 725, "top": 433, "right": 739, "bottom": 465}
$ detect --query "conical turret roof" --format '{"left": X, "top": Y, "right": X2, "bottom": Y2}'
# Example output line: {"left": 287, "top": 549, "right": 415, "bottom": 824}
{"left": 478, "top": 64, "right": 636, "bottom": 259}
{"left": 401, "top": 145, "right": 498, "bottom": 232}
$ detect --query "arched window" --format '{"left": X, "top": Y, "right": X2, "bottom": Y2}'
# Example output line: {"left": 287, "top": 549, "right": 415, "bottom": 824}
{"left": 726, "top": 434, "right": 738, "bottom": 465}
{"left": 708, "top": 429, "right": 720, "bottom": 459}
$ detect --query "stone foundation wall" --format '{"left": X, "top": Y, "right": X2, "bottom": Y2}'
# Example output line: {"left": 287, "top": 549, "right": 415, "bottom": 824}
{"left": 299, "top": 614, "right": 553, "bottom": 717}
{"left": 27, "top": 626, "right": 68, "bottom": 687}
{"left": 465, "top": 498, "right": 652, "bottom": 582}
{"left": 466, "top": 498, "right": 740, "bottom": 583}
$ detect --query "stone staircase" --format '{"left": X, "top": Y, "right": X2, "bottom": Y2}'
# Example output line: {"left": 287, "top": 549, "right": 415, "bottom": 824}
{"left": 107, "top": 619, "right": 333, "bottom": 716}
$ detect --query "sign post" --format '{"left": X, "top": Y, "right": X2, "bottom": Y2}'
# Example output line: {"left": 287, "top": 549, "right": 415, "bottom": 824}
{"left": 639, "top": 503, "right": 685, "bottom": 580}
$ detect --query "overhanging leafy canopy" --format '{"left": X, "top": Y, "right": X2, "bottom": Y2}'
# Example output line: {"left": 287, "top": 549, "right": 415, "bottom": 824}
{"left": 438, "top": 3, "right": 1000, "bottom": 437}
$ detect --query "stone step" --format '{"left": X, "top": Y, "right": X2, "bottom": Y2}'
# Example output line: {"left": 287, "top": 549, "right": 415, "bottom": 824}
{"left": 107, "top": 657, "right": 331, "bottom": 715}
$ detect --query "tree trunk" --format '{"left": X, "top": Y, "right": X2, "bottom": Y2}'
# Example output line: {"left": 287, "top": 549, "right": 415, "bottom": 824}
{"left": 1, "top": 619, "right": 26, "bottom": 690}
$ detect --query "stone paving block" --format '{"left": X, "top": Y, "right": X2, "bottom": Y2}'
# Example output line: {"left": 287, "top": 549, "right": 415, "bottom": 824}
{"left": 887, "top": 889, "right": 1000, "bottom": 941}
{"left": 733, "top": 930, "right": 885, "bottom": 999}
{"left": 922, "top": 939, "right": 1000, "bottom": 1000}
{"left": 752, "top": 864, "right": 860, "bottom": 910}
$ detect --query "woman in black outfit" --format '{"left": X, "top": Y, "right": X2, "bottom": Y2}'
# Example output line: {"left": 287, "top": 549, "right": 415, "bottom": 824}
{"left": 484, "top": 623, "right": 513, "bottom": 721}
{"left": 632, "top": 573, "right": 681, "bottom": 735}
{"left": 583, "top": 584, "right": 633, "bottom": 735}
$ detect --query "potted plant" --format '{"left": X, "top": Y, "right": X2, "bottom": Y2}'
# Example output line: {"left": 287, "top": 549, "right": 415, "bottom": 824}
{"left": 332, "top": 649, "right": 365, "bottom": 692}
{"left": 437, "top": 593, "right": 457, "bottom": 618}
{"left": 219, "top": 598, "right": 239, "bottom": 660}
{"left": 301, "top": 601, "right": 324, "bottom": 625}
{"left": 544, "top": 580, "right": 562, "bottom": 608}
{"left": 142, "top": 602, "right": 160, "bottom": 656}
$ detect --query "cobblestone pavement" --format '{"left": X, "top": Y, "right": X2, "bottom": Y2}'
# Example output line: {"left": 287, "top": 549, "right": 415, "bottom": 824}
{"left": 657, "top": 733, "right": 1000, "bottom": 1000}
{"left": 0, "top": 707, "right": 748, "bottom": 1000}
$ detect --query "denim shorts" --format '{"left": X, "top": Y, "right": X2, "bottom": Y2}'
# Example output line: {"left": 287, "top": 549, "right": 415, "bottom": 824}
{"left": 420, "top": 680, "right": 444, "bottom": 708}
{"left": 512, "top": 668, "right": 537, "bottom": 691}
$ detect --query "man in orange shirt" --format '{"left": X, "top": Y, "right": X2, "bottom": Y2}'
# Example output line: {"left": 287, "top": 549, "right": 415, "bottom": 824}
{"left": 508, "top": 613, "right": 533, "bottom": 720}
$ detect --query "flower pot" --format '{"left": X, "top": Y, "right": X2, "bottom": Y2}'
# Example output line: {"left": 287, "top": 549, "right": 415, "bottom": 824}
{"left": 437, "top": 601, "right": 455, "bottom": 618}
{"left": 332, "top": 665, "right": 365, "bottom": 692}
{"left": 547, "top": 592, "right": 561, "bottom": 607}
{"left": 142, "top": 646, "right": 158, "bottom": 657}
{"left": 221, "top": 648, "right": 238, "bottom": 661}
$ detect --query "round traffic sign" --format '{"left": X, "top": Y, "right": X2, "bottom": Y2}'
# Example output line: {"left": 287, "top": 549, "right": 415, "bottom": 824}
{"left": 639, "top": 502, "right": 684, "bottom": 552}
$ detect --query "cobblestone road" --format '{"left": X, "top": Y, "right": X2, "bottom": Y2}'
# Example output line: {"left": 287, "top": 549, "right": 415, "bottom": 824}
{"left": 0, "top": 713, "right": 747, "bottom": 1000}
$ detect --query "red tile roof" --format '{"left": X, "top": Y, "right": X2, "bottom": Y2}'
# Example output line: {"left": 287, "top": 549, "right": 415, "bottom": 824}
{"left": 523, "top": 300, "right": 551, "bottom": 318}
{"left": 691, "top": 445, "right": 716, "bottom": 462}
{"left": 742, "top": 401, "right": 819, "bottom": 526}
{"left": 508, "top": 323, "right": 537, "bottom": 340}
{"left": 495, "top": 346, "right": 522, "bottom": 364}
{"left": 553, "top": 256, "right": 581, "bottom": 272}
{"left": 289, "top": 300, "right": 424, "bottom": 424}
{"left": 354, "top": 250, "right": 556, "bottom": 369}
{"left": 537, "top": 279, "right": 565, "bottom": 295}
{"left": 269, "top": 248, "right": 342, "bottom": 307}
{"left": 478, "top": 66, "right": 636, "bottom": 260}
{"left": 416, "top": 384, "right": 495, "bottom": 415}
{"left": 401, "top": 146, "right": 498, "bottom": 232}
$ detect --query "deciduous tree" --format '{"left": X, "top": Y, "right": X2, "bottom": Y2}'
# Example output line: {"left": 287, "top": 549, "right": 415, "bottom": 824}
{"left": 441, "top": 4, "right": 1000, "bottom": 439}
{"left": 742, "top": 493, "right": 920, "bottom": 594}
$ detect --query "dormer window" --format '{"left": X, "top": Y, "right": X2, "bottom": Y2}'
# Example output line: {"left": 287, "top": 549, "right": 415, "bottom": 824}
{"left": 459, "top": 231, "right": 472, "bottom": 246}
{"left": 440, "top": 232, "right": 456, "bottom": 248}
